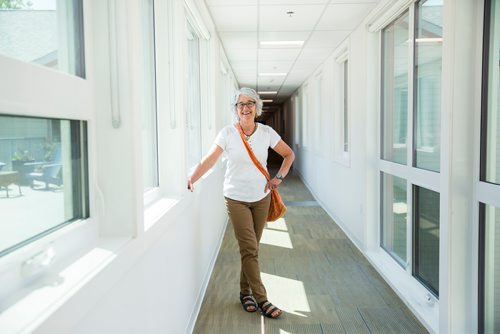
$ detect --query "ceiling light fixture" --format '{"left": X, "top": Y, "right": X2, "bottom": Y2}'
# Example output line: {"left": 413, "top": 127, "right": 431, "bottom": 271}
{"left": 258, "top": 91, "right": 278, "bottom": 94}
{"left": 262, "top": 100, "right": 273, "bottom": 103}
{"left": 260, "top": 41, "right": 304, "bottom": 48}
{"left": 258, "top": 73, "right": 287, "bottom": 76}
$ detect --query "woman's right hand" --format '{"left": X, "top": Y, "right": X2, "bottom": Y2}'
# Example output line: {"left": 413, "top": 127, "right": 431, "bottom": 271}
{"left": 187, "top": 179, "right": 194, "bottom": 192}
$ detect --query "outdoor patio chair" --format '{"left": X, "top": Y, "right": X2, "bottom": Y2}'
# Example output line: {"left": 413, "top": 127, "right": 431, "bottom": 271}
{"left": 27, "top": 164, "right": 63, "bottom": 190}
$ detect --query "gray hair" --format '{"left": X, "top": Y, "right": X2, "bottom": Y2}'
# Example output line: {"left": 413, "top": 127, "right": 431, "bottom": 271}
{"left": 231, "top": 87, "right": 263, "bottom": 118}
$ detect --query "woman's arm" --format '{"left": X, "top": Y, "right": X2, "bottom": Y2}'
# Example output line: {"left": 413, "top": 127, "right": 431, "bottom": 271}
{"left": 265, "top": 140, "right": 295, "bottom": 191}
{"left": 187, "top": 144, "right": 224, "bottom": 192}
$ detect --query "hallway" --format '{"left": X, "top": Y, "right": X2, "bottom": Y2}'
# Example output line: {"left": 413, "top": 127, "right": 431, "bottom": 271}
{"left": 1, "top": 1, "right": 496, "bottom": 333}
{"left": 194, "top": 173, "right": 427, "bottom": 334}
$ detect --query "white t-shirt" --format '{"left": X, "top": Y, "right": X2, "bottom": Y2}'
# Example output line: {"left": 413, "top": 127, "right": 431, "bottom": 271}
{"left": 214, "top": 123, "right": 281, "bottom": 202}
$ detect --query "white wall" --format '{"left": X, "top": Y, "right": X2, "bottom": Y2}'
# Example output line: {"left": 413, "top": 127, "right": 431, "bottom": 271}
{"left": 35, "top": 171, "right": 227, "bottom": 334}
{"left": 291, "top": 27, "right": 367, "bottom": 249}
{"left": 0, "top": 0, "right": 234, "bottom": 333}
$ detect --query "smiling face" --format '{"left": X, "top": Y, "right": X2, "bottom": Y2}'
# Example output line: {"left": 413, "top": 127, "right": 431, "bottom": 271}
{"left": 236, "top": 94, "right": 257, "bottom": 121}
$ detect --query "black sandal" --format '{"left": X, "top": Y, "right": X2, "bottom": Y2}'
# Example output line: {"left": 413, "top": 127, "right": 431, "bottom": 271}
{"left": 258, "top": 300, "right": 282, "bottom": 318}
{"left": 239, "top": 293, "right": 257, "bottom": 312}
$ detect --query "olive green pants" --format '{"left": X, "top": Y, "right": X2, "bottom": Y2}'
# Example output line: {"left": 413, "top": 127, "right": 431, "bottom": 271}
{"left": 225, "top": 194, "right": 271, "bottom": 303}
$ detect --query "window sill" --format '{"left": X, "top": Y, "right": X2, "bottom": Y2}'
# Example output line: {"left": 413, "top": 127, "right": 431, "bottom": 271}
{"left": 333, "top": 152, "right": 351, "bottom": 167}
{"left": 365, "top": 248, "right": 438, "bottom": 333}
{"left": 142, "top": 167, "right": 217, "bottom": 232}
{"left": 144, "top": 196, "right": 184, "bottom": 232}
{"left": 0, "top": 236, "right": 131, "bottom": 334}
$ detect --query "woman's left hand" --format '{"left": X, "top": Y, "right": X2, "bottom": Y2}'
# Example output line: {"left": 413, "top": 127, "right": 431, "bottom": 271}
{"left": 265, "top": 178, "right": 282, "bottom": 192}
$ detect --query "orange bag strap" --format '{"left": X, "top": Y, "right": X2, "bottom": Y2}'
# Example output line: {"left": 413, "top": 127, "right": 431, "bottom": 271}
{"left": 235, "top": 123, "right": 271, "bottom": 181}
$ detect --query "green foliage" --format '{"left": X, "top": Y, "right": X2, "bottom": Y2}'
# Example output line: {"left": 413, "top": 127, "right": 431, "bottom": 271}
{"left": 12, "top": 149, "right": 33, "bottom": 161}
{"left": 0, "top": 0, "right": 33, "bottom": 9}
{"left": 41, "top": 142, "right": 55, "bottom": 161}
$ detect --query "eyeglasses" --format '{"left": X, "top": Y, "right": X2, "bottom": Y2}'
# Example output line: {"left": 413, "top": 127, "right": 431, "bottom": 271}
{"left": 236, "top": 101, "right": 256, "bottom": 110}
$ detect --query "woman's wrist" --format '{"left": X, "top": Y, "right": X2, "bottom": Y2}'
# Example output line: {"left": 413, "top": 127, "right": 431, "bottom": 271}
{"left": 275, "top": 173, "right": 284, "bottom": 181}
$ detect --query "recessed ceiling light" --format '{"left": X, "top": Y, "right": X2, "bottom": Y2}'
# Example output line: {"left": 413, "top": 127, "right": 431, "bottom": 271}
{"left": 258, "top": 91, "right": 278, "bottom": 94}
{"left": 262, "top": 100, "right": 273, "bottom": 103}
{"left": 260, "top": 41, "right": 304, "bottom": 48}
{"left": 258, "top": 73, "right": 287, "bottom": 76}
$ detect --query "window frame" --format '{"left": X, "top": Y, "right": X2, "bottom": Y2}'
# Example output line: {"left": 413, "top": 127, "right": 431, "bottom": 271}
{"left": 0, "top": 0, "right": 100, "bottom": 327}
{"left": 184, "top": 0, "right": 210, "bottom": 176}
{"left": 378, "top": 0, "right": 443, "bottom": 298}
{"left": 141, "top": 0, "right": 160, "bottom": 197}
{"left": 478, "top": 0, "right": 500, "bottom": 331}
{"left": 333, "top": 40, "right": 351, "bottom": 165}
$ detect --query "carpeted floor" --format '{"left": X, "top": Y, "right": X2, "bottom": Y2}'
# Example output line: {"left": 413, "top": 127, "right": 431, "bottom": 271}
{"left": 193, "top": 172, "right": 428, "bottom": 334}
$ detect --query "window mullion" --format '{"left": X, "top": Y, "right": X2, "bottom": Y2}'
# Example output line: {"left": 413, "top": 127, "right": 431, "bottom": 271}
{"left": 406, "top": 1, "right": 416, "bottom": 275}
{"left": 408, "top": 2, "right": 416, "bottom": 169}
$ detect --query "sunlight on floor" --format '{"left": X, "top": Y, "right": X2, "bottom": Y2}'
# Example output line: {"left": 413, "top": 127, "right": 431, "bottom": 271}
{"left": 261, "top": 272, "right": 310, "bottom": 317}
{"left": 261, "top": 218, "right": 293, "bottom": 249}
{"left": 265, "top": 218, "right": 288, "bottom": 231}
{"left": 260, "top": 229, "right": 293, "bottom": 249}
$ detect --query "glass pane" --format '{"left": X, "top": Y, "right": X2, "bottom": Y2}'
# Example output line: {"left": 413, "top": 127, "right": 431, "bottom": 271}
{"left": 302, "top": 87, "right": 308, "bottom": 148}
{"left": 381, "top": 11, "right": 409, "bottom": 165}
{"left": 381, "top": 173, "right": 407, "bottom": 265}
{"left": 343, "top": 60, "right": 349, "bottom": 152}
{"left": 0, "top": 115, "right": 89, "bottom": 257}
{"left": 413, "top": 185, "right": 440, "bottom": 296}
{"left": 186, "top": 22, "right": 201, "bottom": 169}
{"left": 483, "top": 0, "right": 500, "bottom": 184}
{"left": 414, "top": 0, "right": 443, "bottom": 172}
{"left": 0, "top": 0, "right": 85, "bottom": 77}
{"left": 483, "top": 204, "right": 500, "bottom": 334}
{"left": 142, "top": 0, "right": 158, "bottom": 192}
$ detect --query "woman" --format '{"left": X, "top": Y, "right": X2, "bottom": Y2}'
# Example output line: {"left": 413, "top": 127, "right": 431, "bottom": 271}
{"left": 187, "top": 87, "right": 295, "bottom": 319}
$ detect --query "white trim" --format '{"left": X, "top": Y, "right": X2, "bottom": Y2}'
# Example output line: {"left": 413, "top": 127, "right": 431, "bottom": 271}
{"left": 477, "top": 181, "right": 500, "bottom": 208}
{"left": 184, "top": 0, "right": 210, "bottom": 40}
{"left": 366, "top": 0, "right": 415, "bottom": 33}
{"left": 407, "top": 4, "right": 415, "bottom": 168}
{"left": 333, "top": 39, "right": 349, "bottom": 64}
{"left": 366, "top": 248, "right": 439, "bottom": 333}
{"left": 379, "top": 160, "right": 440, "bottom": 193}
{"left": 107, "top": 0, "right": 122, "bottom": 128}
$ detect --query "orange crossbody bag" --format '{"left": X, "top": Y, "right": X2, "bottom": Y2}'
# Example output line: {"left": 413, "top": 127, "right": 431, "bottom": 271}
{"left": 235, "top": 124, "right": 286, "bottom": 222}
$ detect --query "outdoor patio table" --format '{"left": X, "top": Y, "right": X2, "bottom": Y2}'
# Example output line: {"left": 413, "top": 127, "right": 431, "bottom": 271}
{"left": 0, "top": 171, "right": 22, "bottom": 198}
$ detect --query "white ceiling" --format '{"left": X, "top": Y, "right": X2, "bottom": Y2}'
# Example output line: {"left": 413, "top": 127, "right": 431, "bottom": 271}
{"left": 206, "top": 0, "right": 381, "bottom": 104}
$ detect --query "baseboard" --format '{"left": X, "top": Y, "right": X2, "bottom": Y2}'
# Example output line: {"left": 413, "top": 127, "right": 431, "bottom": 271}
{"left": 185, "top": 217, "right": 228, "bottom": 334}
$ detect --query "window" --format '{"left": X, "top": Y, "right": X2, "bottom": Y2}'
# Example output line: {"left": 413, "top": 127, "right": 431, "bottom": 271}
{"left": 314, "top": 73, "right": 323, "bottom": 150}
{"left": 381, "top": 11, "right": 409, "bottom": 165}
{"left": 0, "top": 0, "right": 89, "bottom": 259}
{"left": 413, "top": 185, "right": 440, "bottom": 296}
{"left": 0, "top": 115, "right": 89, "bottom": 257}
{"left": 343, "top": 60, "right": 349, "bottom": 153}
{"left": 480, "top": 204, "right": 500, "bottom": 334}
{"left": 379, "top": 0, "right": 443, "bottom": 297}
{"left": 302, "top": 85, "right": 309, "bottom": 148}
{"left": 479, "top": 1, "right": 500, "bottom": 332}
{"left": 381, "top": 173, "right": 407, "bottom": 265}
{"left": 414, "top": 0, "right": 443, "bottom": 172}
{"left": 186, "top": 21, "right": 202, "bottom": 169}
{"left": 481, "top": 0, "right": 500, "bottom": 186}
{"left": 293, "top": 94, "right": 301, "bottom": 147}
{"left": 334, "top": 42, "right": 350, "bottom": 162}
{"left": 0, "top": 0, "right": 85, "bottom": 77}
{"left": 141, "top": 0, "right": 159, "bottom": 193}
